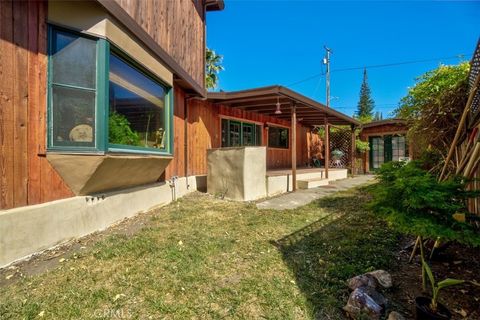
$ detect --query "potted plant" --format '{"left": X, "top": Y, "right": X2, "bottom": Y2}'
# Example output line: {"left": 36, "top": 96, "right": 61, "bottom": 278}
{"left": 415, "top": 257, "right": 479, "bottom": 320}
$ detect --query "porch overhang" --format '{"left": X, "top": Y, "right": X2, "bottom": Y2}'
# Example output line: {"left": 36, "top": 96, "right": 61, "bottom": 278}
{"left": 207, "top": 85, "right": 361, "bottom": 127}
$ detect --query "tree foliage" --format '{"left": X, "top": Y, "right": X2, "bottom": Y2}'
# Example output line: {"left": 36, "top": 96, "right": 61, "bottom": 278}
{"left": 205, "top": 48, "right": 224, "bottom": 90}
{"left": 394, "top": 63, "right": 470, "bottom": 171}
{"left": 355, "top": 69, "right": 375, "bottom": 122}
{"left": 368, "top": 161, "right": 480, "bottom": 246}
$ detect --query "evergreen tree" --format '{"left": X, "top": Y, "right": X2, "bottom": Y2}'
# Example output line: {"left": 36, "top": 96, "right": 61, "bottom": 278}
{"left": 355, "top": 69, "right": 375, "bottom": 122}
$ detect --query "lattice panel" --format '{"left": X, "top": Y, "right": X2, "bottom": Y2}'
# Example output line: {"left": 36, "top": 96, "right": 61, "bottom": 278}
{"left": 469, "top": 40, "right": 480, "bottom": 127}
{"left": 328, "top": 128, "right": 352, "bottom": 169}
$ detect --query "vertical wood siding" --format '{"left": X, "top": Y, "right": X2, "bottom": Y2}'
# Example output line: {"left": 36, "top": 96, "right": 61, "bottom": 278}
{"left": 0, "top": 0, "right": 73, "bottom": 210}
{"left": 113, "top": 0, "right": 205, "bottom": 89}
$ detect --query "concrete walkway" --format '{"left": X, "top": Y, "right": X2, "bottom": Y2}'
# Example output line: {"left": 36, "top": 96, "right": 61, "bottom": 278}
{"left": 256, "top": 175, "right": 375, "bottom": 210}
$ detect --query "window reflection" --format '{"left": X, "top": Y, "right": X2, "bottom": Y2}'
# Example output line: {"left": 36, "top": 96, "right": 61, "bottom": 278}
{"left": 109, "top": 53, "right": 167, "bottom": 149}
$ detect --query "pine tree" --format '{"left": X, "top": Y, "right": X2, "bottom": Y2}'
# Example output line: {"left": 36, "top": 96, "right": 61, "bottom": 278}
{"left": 355, "top": 69, "right": 375, "bottom": 122}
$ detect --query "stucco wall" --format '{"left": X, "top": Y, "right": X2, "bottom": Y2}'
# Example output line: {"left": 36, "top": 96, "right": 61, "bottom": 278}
{"left": 207, "top": 147, "right": 267, "bottom": 201}
{"left": 0, "top": 175, "right": 205, "bottom": 268}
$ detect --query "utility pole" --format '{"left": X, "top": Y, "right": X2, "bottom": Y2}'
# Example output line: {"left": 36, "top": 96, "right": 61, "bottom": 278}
{"left": 323, "top": 46, "right": 332, "bottom": 108}
{"left": 323, "top": 46, "right": 332, "bottom": 179}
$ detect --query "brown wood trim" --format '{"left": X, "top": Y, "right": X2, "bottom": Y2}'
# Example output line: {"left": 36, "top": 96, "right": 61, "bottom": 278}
{"left": 95, "top": 0, "right": 206, "bottom": 97}
{"left": 219, "top": 114, "right": 264, "bottom": 126}
{"left": 362, "top": 131, "right": 408, "bottom": 137}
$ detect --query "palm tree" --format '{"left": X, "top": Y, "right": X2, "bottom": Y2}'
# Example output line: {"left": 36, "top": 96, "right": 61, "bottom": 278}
{"left": 205, "top": 48, "right": 224, "bottom": 90}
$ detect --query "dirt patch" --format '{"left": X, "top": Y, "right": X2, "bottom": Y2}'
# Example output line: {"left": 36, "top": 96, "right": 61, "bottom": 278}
{"left": 386, "top": 236, "right": 480, "bottom": 319}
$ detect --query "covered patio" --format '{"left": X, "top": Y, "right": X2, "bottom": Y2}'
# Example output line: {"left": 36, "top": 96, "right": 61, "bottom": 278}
{"left": 208, "top": 85, "right": 361, "bottom": 193}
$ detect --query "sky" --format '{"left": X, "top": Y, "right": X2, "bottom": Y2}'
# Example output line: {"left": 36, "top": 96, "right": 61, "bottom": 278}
{"left": 205, "top": 1, "right": 480, "bottom": 118}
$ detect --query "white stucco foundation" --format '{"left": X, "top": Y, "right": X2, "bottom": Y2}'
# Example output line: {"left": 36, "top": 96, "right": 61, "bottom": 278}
{"left": 0, "top": 175, "right": 206, "bottom": 268}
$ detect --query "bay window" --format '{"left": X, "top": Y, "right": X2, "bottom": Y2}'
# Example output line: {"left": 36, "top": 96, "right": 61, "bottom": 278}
{"left": 47, "top": 27, "right": 172, "bottom": 155}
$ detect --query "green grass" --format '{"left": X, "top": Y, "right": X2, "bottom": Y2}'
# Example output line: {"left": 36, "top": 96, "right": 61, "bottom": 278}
{"left": 0, "top": 187, "right": 399, "bottom": 319}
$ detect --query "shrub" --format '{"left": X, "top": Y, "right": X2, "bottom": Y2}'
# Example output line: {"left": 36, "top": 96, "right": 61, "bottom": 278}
{"left": 369, "top": 161, "right": 480, "bottom": 246}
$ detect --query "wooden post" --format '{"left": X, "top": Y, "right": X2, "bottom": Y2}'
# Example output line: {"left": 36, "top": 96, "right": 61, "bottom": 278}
{"left": 351, "top": 125, "right": 356, "bottom": 177}
{"left": 291, "top": 102, "right": 297, "bottom": 191}
{"left": 324, "top": 117, "right": 329, "bottom": 179}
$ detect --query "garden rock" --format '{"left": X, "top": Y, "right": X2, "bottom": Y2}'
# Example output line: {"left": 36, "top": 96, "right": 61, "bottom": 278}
{"left": 343, "top": 287, "right": 384, "bottom": 319}
{"left": 387, "top": 311, "right": 405, "bottom": 320}
{"left": 347, "top": 274, "right": 378, "bottom": 290}
{"left": 367, "top": 270, "right": 392, "bottom": 289}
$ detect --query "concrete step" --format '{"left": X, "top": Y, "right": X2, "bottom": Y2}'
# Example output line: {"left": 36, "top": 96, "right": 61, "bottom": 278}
{"left": 297, "top": 178, "right": 330, "bottom": 189}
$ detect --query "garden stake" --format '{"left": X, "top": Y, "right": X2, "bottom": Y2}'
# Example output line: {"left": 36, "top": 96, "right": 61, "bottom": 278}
{"left": 429, "top": 237, "right": 441, "bottom": 260}
{"left": 409, "top": 236, "right": 420, "bottom": 263}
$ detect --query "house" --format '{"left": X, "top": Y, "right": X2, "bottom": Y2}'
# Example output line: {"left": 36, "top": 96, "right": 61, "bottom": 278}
{"left": 0, "top": 0, "right": 358, "bottom": 267}
{"left": 0, "top": 0, "right": 223, "bottom": 267}
{"left": 359, "top": 119, "right": 412, "bottom": 172}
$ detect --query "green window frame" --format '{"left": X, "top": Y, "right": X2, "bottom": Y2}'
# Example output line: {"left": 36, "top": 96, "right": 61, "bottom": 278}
{"left": 47, "top": 26, "right": 173, "bottom": 156}
{"left": 220, "top": 118, "right": 262, "bottom": 147}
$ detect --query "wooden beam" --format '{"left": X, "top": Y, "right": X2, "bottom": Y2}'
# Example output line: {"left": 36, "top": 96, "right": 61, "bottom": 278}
{"left": 291, "top": 102, "right": 297, "bottom": 191}
{"left": 351, "top": 125, "right": 356, "bottom": 177}
{"left": 324, "top": 117, "right": 329, "bottom": 179}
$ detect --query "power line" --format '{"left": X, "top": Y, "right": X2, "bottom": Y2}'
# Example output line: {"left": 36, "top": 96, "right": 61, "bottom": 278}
{"left": 286, "top": 53, "right": 471, "bottom": 88}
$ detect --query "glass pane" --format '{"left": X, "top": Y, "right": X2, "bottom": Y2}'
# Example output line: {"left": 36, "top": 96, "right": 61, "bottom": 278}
{"left": 52, "top": 85, "right": 95, "bottom": 147}
{"left": 221, "top": 119, "right": 229, "bottom": 147}
{"left": 229, "top": 122, "right": 241, "bottom": 147}
{"left": 52, "top": 31, "right": 96, "bottom": 89}
{"left": 243, "top": 123, "right": 254, "bottom": 146}
{"left": 255, "top": 125, "right": 262, "bottom": 146}
{"left": 109, "top": 53, "right": 167, "bottom": 149}
{"left": 268, "top": 126, "right": 289, "bottom": 149}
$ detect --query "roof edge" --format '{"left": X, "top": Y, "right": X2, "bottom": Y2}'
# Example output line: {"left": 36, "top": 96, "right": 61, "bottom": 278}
{"left": 205, "top": 0, "right": 225, "bottom": 11}
{"left": 96, "top": 0, "right": 207, "bottom": 97}
{"left": 207, "top": 85, "right": 361, "bottom": 126}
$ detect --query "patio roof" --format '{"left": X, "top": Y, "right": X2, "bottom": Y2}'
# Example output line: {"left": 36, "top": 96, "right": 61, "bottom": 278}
{"left": 207, "top": 85, "right": 361, "bottom": 127}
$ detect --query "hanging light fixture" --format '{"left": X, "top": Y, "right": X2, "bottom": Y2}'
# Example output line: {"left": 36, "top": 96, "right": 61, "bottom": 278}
{"left": 274, "top": 97, "right": 282, "bottom": 114}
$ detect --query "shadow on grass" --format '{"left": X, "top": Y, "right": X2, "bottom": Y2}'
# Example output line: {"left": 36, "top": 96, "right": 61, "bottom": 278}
{"left": 273, "top": 190, "right": 400, "bottom": 319}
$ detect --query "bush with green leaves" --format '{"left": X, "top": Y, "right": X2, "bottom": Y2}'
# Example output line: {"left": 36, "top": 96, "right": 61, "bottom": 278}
{"left": 369, "top": 161, "right": 480, "bottom": 246}
{"left": 109, "top": 112, "right": 141, "bottom": 146}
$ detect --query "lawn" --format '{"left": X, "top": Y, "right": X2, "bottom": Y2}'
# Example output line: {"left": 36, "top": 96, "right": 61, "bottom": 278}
{"left": 0, "top": 186, "right": 399, "bottom": 319}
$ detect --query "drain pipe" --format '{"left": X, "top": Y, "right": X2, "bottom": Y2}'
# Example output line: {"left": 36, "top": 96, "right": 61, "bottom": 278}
{"left": 169, "top": 175, "right": 179, "bottom": 201}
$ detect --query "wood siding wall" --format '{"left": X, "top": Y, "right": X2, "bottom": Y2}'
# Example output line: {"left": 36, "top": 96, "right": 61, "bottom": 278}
{"left": 165, "top": 99, "right": 322, "bottom": 179}
{"left": 0, "top": 0, "right": 73, "bottom": 210}
{"left": 359, "top": 123, "right": 411, "bottom": 173}
{"left": 113, "top": 0, "right": 205, "bottom": 89}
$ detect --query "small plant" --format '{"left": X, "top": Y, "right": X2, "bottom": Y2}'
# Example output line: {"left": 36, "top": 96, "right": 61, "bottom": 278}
{"left": 355, "top": 139, "right": 370, "bottom": 154}
{"left": 422, "top": 258, "right": 465, "bottom": 313}
{"left": 331, "top": 149, "right": 344, "bottom": 160}
{"left": 416, "top": 256, "right": 480, "bottom": 319}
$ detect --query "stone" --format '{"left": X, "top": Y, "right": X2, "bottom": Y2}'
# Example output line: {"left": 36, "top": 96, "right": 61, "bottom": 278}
{"left": 343, "top": 287, "right": 384, "bottom": 320}
{"left": 388, "top": 311, "right": 406, "bottom": 320}
{"left": 363, "top": 286, "right": 387, "bottom": 309}
{"left": 347, "top": 274, "right": 378, "bottom": 291}
{"left": 367, "top": 270, "right": 393, "bottom": 289}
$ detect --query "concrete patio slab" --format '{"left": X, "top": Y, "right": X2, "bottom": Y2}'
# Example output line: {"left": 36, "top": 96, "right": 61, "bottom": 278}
{"left": 256, "top": 175, "right": 375, "bottom": 210}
